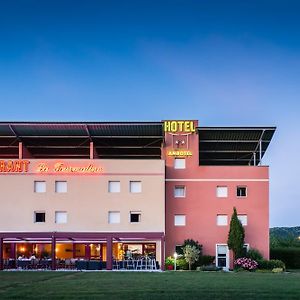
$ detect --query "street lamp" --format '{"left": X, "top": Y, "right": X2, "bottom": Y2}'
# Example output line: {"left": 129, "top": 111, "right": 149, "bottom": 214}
{"left": 174, "top": 252, "right": 178, "bottom": 271}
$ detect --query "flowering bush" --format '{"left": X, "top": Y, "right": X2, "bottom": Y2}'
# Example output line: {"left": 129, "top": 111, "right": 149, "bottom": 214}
{"left": 234, "top": 257, "right": 258, "bottom": 271}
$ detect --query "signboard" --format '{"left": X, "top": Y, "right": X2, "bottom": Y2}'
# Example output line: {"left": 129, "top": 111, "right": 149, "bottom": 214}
{"left": 167, "top": 150, "right": 192, "bottom": 157}
{"left": 164, "top": 121, "right": 196, "bottom": 133}
{"left": 37, "top": 162, "right": 103, "bottom": 174}
{"left": 0, "top": 160, "right": 30, "bottom": 173}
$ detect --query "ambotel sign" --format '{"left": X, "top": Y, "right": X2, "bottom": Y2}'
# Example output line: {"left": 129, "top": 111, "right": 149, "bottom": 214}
{"left": 164, "top": 120, "right": 196, "bottom": 133}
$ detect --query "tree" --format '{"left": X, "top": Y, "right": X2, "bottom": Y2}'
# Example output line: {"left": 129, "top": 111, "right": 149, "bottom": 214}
{"left": 227, "top": 207, "right": 245, "bottom": 260}
{"left": 183, "top": 245, "right": 200, "bottom": 270}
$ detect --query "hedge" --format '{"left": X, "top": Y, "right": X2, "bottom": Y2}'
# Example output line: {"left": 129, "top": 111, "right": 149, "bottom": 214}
{"left": 270, "top": 247, "right": 300, "bottom": 269}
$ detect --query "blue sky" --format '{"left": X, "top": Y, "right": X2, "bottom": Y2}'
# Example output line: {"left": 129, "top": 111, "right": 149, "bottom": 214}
{"left": 0, "top": 0, "right": 299, "bottom": 226}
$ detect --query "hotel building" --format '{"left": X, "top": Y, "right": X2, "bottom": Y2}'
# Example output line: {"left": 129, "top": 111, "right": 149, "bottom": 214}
{"left": 0, "top": 121, "right": 275, "bottom": 270}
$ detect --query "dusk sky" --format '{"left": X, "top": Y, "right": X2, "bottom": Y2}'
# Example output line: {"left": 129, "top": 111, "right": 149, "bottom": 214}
{"left": 0, "top": 1, "right": 299, "bottom": 227}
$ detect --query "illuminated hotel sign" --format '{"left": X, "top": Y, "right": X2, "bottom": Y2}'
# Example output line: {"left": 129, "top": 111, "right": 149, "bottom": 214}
{"left": 167, "top": 150, "right": 192, "bottom": 157}
{"left": 37, "top": 162, "right": 103, "bottom": 174}
{"left": 164, "top": 121, "right": 196, "bottom": 133}
{"left": 0, "top": 160, "right": 30, "bottom": 173}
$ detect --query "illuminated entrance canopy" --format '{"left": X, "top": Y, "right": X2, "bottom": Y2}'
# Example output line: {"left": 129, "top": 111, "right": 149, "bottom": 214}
{"left": 164, "top": 121, "right": 196, "bottom": 133}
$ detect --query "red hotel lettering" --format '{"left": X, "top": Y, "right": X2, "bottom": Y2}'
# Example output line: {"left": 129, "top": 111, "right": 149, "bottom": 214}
{"left": 0, "top": 160, "right": 30, "bottom": 173}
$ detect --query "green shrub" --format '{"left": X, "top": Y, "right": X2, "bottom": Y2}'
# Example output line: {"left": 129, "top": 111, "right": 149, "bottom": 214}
{"left": 246, "top": 248, "right": 263, "bottom": 261}
{"left": 197, "top": 255, "right": 215, "bottom": 266}
{"left": 270, "top": 247, "right": 300, "bottom": 269}
{"left": 200, "top": 265, "right": 222, "bottom": 271}
{"left": 257, "top": 259, "right": 285, "bottom": 270}
{"left": 165, "top": 256, "right": 174, "bottom": 267}
{"left": 176, "top": 258, "right": 189, "bottom": 270}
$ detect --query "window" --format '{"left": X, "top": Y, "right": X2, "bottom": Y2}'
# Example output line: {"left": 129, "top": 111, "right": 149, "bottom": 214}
{"left": 238, "top": 215, "right": 248, "bottom": 226}
{"left": 34, "top": 181, "right": 46, "bottom": 193}
{"left": 108, "top": 181, "right": 120, "bottom": 193}
{"left": 174, "top": 158, "right": 186, "bottom": 169}
{"left": 216, "top": 186, "right": 228, "bottom": 198}
{"left": 55, "top": 181, "right": 67, "bottom": 193}
{"left": 130, "top": 211, "right": 141, "bottom": 223}
{"left": 175, "top": 245, "right": 184, "bottom": 255}
{"left": 34, "top": 212, "right": 45, "bottom": 223}
{"left": 130, "top": 181, "right": 142, "bottom": 193}
{"left": 217, "top": 215, "right": 228, "bottom": 226}
{"left": 108, "top": 211, "right": 120, "bottom": 224}
{"left": 55, "top": 211, "right": 67, "bottom": 224}
{"left": 174, "top": 215, "right": 186, "bottom": 226}
{"left": 237, "top": 186, "right": 247, "bottom": 197}
{"left": 174, "top": 186, "right": 186, "bottom": 198}
{"left": 216, "top": 245, "right": 228, "bottom": 268}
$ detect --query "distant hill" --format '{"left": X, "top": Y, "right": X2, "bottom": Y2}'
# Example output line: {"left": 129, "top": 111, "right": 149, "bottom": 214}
{"left": 270, "top": 226, "right": 300, "bottom": 240}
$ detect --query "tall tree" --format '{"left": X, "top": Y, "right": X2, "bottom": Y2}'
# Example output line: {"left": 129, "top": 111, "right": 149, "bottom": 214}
{"left": 227, "top": 207, "right": 245, "bottom": 259}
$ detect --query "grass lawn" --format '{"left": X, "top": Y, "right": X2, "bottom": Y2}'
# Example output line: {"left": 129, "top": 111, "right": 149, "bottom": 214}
{"left": 0, "top": 271, "right": 300, "bottom": 299}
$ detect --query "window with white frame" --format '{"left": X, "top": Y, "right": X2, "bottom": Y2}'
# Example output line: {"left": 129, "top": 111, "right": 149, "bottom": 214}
{"left": 55, "top": 181, "right": 67, "bottom": 193}
{"left": 34, "top": 211, "right": 46, "bottom": 223}
{"left": 174, "top": 158, "right": 186, "bottom": 169}
{"left": 237, "top": 186, "right": 247, "bottom": 197}
{"left": 130, "top": 181, "right": 142, "bottom": 193}
{"left": 108, "top": 181, "right": 120, "bottom": 193}
{"left": 55, "top": 211, "right": 67, "bottom": 224}
{"left": 216, "top": 245, "right": 228, "bottom": 268}
{"left": 217, "top": 215, "right": 228, "bottom": 226}
{"left": 108, "top": 211, "right": 120, "bottom": 224}
{"left": 238, "top": 215, "right": 248, "bottom": 226}
{"left": 216, "top": 186, "right": 228, "bottom": 198}
{"left": 130, "top": 211, "right": 141, "bottom": 223}
{"left": 34, "top": 181, "right": 46, "bottom": 193}
{"left": 174, "top": 215, "right": 186, "bottom": 226}
{"left": 174, "top": 186, "right": 186, "bottom": 198}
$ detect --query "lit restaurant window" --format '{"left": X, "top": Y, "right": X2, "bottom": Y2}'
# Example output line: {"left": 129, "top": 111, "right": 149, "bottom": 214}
{"left": 174, "top": 215, "right": 186, "bottom": 226}
{"left": 216, "top": 186, "right": 228, "bottom": 198}
{"left": 34, "top": 181, "right": 46, "bottom": 193}
{"left": 130, "top": 181, "right": 142, "bottom": 193}
{"left": 108, "top": 181, "right": 120, "bottom": 193}
{"left": 174, "top": 158, "right": 186, "bottom": 169}
{"left": 55, "top": 211, "right": 67, "bottom": 224}
{"left": 174, "top": 186, "right": 186, "bottom": 198}
{"left": 108, "top": 211, "right": 120, "bottom": 224}
{"left": 55, "top": 181, "right": 67, "bottom": 193}
{"left": 34, "top": 212, "right": 46, "bottom": 223}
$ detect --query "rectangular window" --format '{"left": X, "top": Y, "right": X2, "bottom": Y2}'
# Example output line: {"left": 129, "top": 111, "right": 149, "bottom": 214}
{"left": 216, "top": 186, "right": 228, "bottom": 198}
{"left": 55, "top": 181, "right": 67, "bottom": 193}
{"left": 130, "top": 181, "right": 142, "bottom": 193}
{"left": 174, "top": 215, "right": 186, "bottom": 226}
{"left": 34, "top": 181, "right": 46, "bottom": 193}
{"left": 238, "top": 215, "right": 248, "bottom": 226}
{"left": 130, "top": 211, "right": 141, "bottom": 223}
{"left": 174, "top": 158, "right": 186, "bottom": 169}
{"left": 216, "top": 245, "right": 228, "bottom": 268}
{"left": 217, "top": 215, "right": 228, "bottom": 226}
{"left": 108, "top": 211, "right": 120, "bottom": 224}
{"left": 175, "top": 245, "right": 184, "bottom": 255}
{"left": 55, "top": 211, "right": 67, "bottom": 224}
{"left": 237, "top": 186, "right": 247, "bottom": 197}
{"left": 174, "top": 186, "right": 186, "bottom": 198}
{"left": 108, "top": 181, "right": 120, "bottom": 193}
{"left": 34, "top": 211, "right": 45, "bottom": 223}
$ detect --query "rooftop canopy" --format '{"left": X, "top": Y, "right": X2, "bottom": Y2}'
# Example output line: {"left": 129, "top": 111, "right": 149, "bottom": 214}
{"left": 198, "top": 127, "right": 276, "bottom": 166}
{"left": 0, "top": 122, "right": 163, "bottom": 159}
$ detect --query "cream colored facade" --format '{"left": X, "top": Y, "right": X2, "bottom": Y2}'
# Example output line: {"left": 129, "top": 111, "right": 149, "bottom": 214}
{"left": 0, "top": 159, "right": 165, "bottom": 233}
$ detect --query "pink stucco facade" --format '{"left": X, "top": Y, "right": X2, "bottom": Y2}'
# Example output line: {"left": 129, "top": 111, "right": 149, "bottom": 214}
{"left": 164, "top": 121, "right": 270, "bottom": 264}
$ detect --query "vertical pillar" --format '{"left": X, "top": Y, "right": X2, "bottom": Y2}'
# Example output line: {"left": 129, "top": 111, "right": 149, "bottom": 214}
{"left": 51, "top": 235, "right": 56, "bottom": 270}
{"left": 19, "top": 142, "right": 32, "bottom": 159}
{"left": 160, "top": 237, "right": 165, "bottom": 271}
{"left": 106, "top": 236, "right": 113, "bottom": 270}
{"left": 253, "top": 152, "right": 256, "bottom": 166}
{"left": 72, "top": 243, "right": 76, "bottom": 258}
{"left": 10, "top": 243, "right": 16, "bottom": 259}
{"left": 100, "top": 243, "right": 103, "bottom": 261}
{"left": 259, "top": 139, "right": 262, "bottom": 165}
{"left": 89, "top": 142, "right": 98, "bottom": 159}
{"left": 0, "top": 237, "right": 3, "bottom": 271}
{"left": 85, "top": 244, "right": 91, "bottom": 260}
{"left": 18, "top": 142, "right": 23, "bottom": 159}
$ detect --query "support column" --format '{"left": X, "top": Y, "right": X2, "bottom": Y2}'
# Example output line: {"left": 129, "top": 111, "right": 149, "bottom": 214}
{"left": 72, "top": 243, "right": 76, "bottom": 258}
{"left": 85, "top": 244, "right": 91, "bottom": 260}
{"left": 51, "top": 234, "right": 56, "bottom": 270}
{"left": 106, "top": 237, "right": 113, "bottom": 270}
{"left": 10, "top": 243, "right": 16, "bottom": 259}
{"left": 89, "top": 142, "right": 98, "bottom": 159}
{"left": 100, "top": 243, "right": 103, "bottom": 261}
{"left": 0, "top": 237, "right": 3, "bottom": 271}
{"left": 18, "top": 142, "right": 32, "bottom": 159}
{"left": 160, "top": 237, "right": 165, "bottom": 271}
